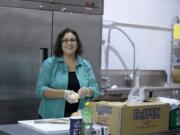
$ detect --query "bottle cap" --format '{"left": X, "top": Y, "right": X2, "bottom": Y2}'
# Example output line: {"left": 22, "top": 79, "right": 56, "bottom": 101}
{"left": 85, "top": 102, "right": 90, "bottom": 107}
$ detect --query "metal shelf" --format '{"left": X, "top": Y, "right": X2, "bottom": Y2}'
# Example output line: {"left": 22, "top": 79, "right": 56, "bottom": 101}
{"left": 172, "top": 45, "right": 180, "bottom": 49}
{"left": 171, "top": 63, "right": 180, "bottom": 66}
{"left": 173, "top": 39, "right": 180, "bottom": 42}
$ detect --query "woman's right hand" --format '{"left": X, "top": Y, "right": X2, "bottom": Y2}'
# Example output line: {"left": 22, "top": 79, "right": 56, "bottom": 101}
{"left": 64, "top": 90, "right": 80, "bottom": 104}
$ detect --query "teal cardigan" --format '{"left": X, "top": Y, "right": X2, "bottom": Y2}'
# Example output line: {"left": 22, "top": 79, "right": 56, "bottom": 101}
{"left": 36, "top": 56, "right": 100, "bottom": 118}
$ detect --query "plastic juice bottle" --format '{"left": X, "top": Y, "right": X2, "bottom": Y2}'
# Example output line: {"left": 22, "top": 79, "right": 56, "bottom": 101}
{"left": 81, "top": 102, "right": 93, "bottom": 135}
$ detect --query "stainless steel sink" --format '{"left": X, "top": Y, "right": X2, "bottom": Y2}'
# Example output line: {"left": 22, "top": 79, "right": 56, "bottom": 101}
{"left": 101, "top": 69, "right": 167, "bottom": 88}
{"left": 101, "top": 70, "right": 180, "bottom": 99}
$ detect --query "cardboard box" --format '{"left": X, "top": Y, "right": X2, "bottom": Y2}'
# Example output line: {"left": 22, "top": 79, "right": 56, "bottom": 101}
{"left": 92, "top": 101, "right": 170, "bottom": 135}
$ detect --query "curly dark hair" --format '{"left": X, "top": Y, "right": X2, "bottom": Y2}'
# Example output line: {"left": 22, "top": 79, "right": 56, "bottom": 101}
{"left": 53, "top": 28, "right": 83, "bottom": 57}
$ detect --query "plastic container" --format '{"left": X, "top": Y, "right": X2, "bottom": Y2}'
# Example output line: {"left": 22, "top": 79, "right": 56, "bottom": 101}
{"left": 69, "top": 116, "right": 82, "bottom": 135}
{"left": 128, "top": 69, "right": 145, "bottom": 103}
{"left": 172, "top": 69, "right": 180, "bottom": 83}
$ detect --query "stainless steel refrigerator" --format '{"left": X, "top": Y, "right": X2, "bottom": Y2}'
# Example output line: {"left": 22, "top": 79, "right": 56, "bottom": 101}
{"left": 0, "top": 0, "right": 103, "bottom": 124}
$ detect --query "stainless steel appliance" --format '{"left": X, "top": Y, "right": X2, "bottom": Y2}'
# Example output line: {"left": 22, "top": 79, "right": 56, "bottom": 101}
{"left": 0, "top": 0, "right": 103, "bottom": 124}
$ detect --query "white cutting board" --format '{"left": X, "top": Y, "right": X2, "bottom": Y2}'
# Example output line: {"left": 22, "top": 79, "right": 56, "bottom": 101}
{"left": 18, "top": 119, "right": 69, "bottom": 134}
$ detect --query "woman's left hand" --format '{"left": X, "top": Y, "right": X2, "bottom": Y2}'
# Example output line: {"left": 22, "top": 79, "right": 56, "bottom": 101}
{"left": 78, "top": 87, "right": 93, "bottom": 98}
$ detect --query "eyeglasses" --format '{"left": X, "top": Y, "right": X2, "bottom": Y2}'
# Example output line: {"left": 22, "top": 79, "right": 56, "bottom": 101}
{"left": 62, "top": 38, "right": 77, "bottom": 43}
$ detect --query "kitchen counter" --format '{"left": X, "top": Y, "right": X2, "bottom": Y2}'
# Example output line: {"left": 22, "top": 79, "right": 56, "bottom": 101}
{"left": 0, "top": 124, "right": 180, "bottom": 135}
{"left": 0, "top": 124, "right": 68, "bottom": 135}
{"left": 105, "top": 84, "right": 180, "bottom": 95}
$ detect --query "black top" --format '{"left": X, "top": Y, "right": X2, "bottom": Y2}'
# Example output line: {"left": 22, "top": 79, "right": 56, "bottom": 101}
{"left": 64, "top": 72, "right": 80, "bottom": 117}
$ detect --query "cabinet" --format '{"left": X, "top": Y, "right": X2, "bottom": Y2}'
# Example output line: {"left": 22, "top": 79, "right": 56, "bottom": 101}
{"left": 171, "top": 17, "right": 180, "bottom": 84}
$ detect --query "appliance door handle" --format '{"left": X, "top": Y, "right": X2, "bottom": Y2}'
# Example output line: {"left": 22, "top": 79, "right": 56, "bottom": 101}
{"left": 39, "top": 48, "right": 48, "bottom": 66}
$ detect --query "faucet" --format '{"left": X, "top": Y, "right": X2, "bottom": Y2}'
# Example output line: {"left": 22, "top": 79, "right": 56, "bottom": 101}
{"left": 104, "top": 24, "right": 136, "bottom": 87}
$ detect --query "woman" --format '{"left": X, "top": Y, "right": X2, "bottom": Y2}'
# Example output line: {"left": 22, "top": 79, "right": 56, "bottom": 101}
{"left": 36, "top": 28, "right": 99, "bottom": 118}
